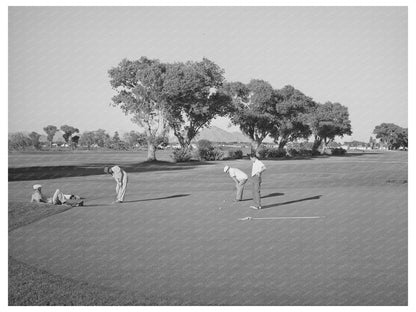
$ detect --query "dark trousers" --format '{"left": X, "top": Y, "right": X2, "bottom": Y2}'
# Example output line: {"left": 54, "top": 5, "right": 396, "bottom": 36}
{"left": 252, "top": 174, "right": 262, "bottom": 207}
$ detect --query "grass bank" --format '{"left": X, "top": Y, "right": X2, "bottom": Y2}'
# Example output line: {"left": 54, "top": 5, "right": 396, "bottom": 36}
{"left": 8, "top": 201, "right": 183, "bottom": 305}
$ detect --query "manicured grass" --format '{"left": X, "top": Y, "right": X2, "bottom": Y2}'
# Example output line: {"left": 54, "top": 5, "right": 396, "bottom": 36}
{"left": 8, "top": 202, "right": 73, "bottom": 232}
{"left": 8, "top": 201, "right": 185, "bottom": 305}
{"left": 9, "top": 255, "right": 182, "bottom": 305}
{"left": 8, "top": 150, "right": 408, "bottom": 305}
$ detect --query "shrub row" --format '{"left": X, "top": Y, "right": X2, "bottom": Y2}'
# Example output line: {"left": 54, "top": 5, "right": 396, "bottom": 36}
{"left": 323, "top": 147, "right": 347, "bottom": 156}
{"left": 170, "top": 140, "right": 245, "bottom": 162}
{"left": 196, "top": 140, "right": 224, "bottom": 161}
{"left": 170, "top": 148, "right": 193, "bottom": 162}
{"left": 257, "top": 147, "right": 286, "bottom": 159}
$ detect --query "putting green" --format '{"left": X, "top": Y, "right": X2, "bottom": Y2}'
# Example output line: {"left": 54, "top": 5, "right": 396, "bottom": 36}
{"left": 8, "top": 151, "right": 407, "bottom": 305}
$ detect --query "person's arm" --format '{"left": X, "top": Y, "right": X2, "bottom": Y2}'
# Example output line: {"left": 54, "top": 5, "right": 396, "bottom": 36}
{"left": 114, "top": 173, "right": 123, "bottom": 185}
{"left": 112, "top": 166, "right": 123, "bottom": 185}
{"left": 257, "top": 161, "right": 266, "bottom": 175}
{"left": 252, "top": 162, "right": 260, "bottom": 176}
{"left": 231, "top": 176, "right": 239, "bottom": 185}
{"left": 31, "top": 192, "right": 46, "bottom": 203}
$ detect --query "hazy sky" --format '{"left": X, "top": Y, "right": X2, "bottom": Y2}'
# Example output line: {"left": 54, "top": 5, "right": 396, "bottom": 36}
{"left": 8, "top": 6, "right": 407, "bottom": 142}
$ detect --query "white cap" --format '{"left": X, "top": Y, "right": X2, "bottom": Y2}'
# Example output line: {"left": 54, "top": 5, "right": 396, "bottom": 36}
{"left": 33, "top": 184, "right": 42, "bottom": 190}
{"left": 224, "top": 165, "right": 230, "bottom": 173}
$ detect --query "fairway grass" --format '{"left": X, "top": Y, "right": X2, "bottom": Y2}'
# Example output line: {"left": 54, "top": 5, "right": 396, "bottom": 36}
{"left": 8, "top": 151, "right": 408, "bottom": 305}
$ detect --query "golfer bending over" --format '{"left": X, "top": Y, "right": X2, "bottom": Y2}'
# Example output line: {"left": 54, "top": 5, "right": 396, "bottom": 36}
{"left": 250, "top": 155, "right": 266, "bottom": 210}
{"left": 104, "top": 165, "right": 128, "bottom": 203}
{"left": 224, "top": 165, "right": 248, "bottom": 201}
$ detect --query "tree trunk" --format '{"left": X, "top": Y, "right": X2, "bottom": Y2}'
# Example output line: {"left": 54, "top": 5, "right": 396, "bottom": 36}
{"left": 147, "top": 141, "right": 157, "bottom": 161}
{"left": 312, "top": 138, "right": 322, "bottom": 154}
{"left": 251, "top": 140, "right": 262, "bottom": 158}
{"left": 320, "top": 140, "right": 327, "bottom": 155}
{"left": 278, "top": 140, "right": 287, "bottom": 154}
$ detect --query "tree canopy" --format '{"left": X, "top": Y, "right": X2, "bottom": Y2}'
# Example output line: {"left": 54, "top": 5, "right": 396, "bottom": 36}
{"left": 373, "top": 123, "right": 407, "bottom": 150}
{"left": 28, "top": 132, "right": 41, "bottom": 149}
{"left": 162, "top": 58, "right": 231, "bottom": 149}
{"left": 80, "top": 129, "right": 110, "bottom": 148}
{"left": 308, "top": 102, "right": 352, "bottom": 153}
{"left": 60, "top": 125, "right": 79, "bottom": 144}
{"left": 224, "top": 79, "right": 276, "bottom": 156}
{"left": 8, "top": 133, "right": 32, "bottom": 150}
{"left": 43, "top": 125, "right": 58, "bottom": 146}
{"left": 270, "top": 85, "right": 316, "bottom": 151}
{"left": 109, "top": 57, "right": 169, "bottom": 160}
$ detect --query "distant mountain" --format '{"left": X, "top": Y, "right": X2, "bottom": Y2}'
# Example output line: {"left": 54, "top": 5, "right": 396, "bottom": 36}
{"left": 168, "top": 126, "right": 251, "bottom": 143}
{"left": 196, "top": 126, "right": 250, "bottom": 143}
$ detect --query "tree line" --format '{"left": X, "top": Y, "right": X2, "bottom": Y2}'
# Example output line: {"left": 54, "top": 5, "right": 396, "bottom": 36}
{"left": 108, "top": 57, "right": 353, "bottom": 160}
{"left": 9, "top": 125, "right": 80, "bottom": 150}
{"left": 9, "top": 57, "right": 407, "bottom": 156}
{"left": 8, "top": 126, "right": 169, "bottom": 151}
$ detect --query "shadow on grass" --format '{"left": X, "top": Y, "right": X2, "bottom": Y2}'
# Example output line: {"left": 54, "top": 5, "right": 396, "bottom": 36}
{"left": 124, "top": 194, "right": 190, "bottom": 203}
{"left": 335, "top": 152, "right": 383, "bottom": 157}
{"left": 241, "top": 192, "right": 284, "bottom": 201}
{"left": 9, "top": 160, "right": 214, "bottom": 182}
{"left": 252, "top": 152, "right": 384, "bottom": 161}
{"left": 261, "top": 195, "right": 322, "bottom": 209}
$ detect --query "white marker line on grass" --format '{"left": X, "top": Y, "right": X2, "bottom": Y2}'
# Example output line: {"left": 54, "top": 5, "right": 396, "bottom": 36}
{"left": 238, "top": 216, "right": 325, "bottom": 221}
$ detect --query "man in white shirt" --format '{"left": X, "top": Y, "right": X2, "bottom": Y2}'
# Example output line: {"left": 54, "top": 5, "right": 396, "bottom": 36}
{"left": 250, "top": 155, "right": 266, "bottom": 209}
{"left": 104, "top": 165, "right": 128, "bottom": 203}
{"left": 224, "top": 165, "right": 249, "bottom": 201}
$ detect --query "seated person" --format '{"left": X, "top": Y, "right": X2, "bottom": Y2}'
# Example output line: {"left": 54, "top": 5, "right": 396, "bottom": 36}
{"left": 50, "top": 189, "right": 81, "bottom": 205}
{"left": 31, "top": 185, "right": 82, "bottom": 206}
{"left": 31, "top": 184, "right": 48, "bottom": 203}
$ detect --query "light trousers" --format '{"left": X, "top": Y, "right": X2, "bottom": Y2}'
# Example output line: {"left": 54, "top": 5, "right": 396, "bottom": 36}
{"left": 236, "top": 178, "right": 248, "bottom": 201}
{"left": 252, "top": 174, "right": 262, "bottom": 207}
{"left": 116, "top": 176, "right": 128, "bottom": 201}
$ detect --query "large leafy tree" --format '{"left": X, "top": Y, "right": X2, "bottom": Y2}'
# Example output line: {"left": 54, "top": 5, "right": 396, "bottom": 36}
{"left": 43, "top": 125, "right": 58, "bottom": 148}
{"left": 71, "top": 135, "right": 80, "bottom": 149}
{"left": 308, "top": 102, "right": 352, "bottom": 154}
{"left": 224, "top": 79, "right": 276, "bottom": 156}
{"left": 28, "top": 132, "right": 41, "bottom": 150}
{"left": 123, "top": 131, "right": 147, "bottom": 147}
{"left": 8, "top": 132, "right": 31, "bottom": 150}
{"left": 368, "top": 136, "right": 376, "bottom": 149}
{"left": 80, "top": 131, "right": 96, "bottom": 149}
{"left": 80, "top": 129, "right": 111, "bottom": 149}
{"left": 109, "top": 57, "right": 168, "bottom": 161}
{"left": 373, "top": 123, "right": 408, "bottom": 150}
{"left": 60, "top": 125, "right": 79, "bottom": 144}
{"left": 162, "top": 58, "right": 231, "bottom": 150}
{"left": 270, "top": 85, "right": 316, "bottom": 152}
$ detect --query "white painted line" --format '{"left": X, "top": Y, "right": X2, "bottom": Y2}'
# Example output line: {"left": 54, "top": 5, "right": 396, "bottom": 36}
{"left": 238, "top": 216, "right": 325, "bottom": 221}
